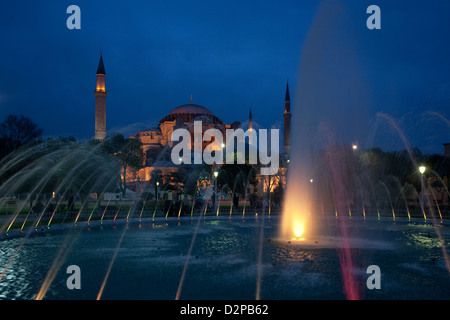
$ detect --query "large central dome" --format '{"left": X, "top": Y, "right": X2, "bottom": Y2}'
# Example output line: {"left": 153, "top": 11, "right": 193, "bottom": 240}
{"left": 160, "top": 101, "right": 223, "bottom": 125}
{"left": 168, "top": 103, "right": 215, "bottom": 116}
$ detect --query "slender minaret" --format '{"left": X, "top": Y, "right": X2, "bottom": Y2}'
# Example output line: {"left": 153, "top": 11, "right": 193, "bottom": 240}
{"left": 283, "top": 82, "right": 291, "bottom": 155}
{"left": 94, "top": 53, "right": 107, "bottom": 140}
{"left": 248, "top": 106, "right": 253, "bottom": 146}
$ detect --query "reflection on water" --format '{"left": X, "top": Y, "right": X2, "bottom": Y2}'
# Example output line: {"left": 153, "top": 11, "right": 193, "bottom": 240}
{"left": 403, "top": 230, "right": 447, "bottom": 249}
{"left": 272, "top": 247, "right": 315, "bottom": 263}
{"left": 0, "top": 218, "right": 449, "bottom": 299}
{"left": 0, "top": 236, "right": 61, "bottom": 299}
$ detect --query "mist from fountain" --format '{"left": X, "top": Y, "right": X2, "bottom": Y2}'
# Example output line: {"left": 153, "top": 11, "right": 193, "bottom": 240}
{"left": 280, "top": 0, "right": 388, "bottom": 299}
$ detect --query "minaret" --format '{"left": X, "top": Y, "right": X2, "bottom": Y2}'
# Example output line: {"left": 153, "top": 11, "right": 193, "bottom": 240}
{"left": 283, "top": 82, "right": 291, "bottom": 155}
{"left": 248, "top": 106, "right": 253, "bottom": 146}
{"left": 94, "top": 53, "right": 107, "bottom": 140}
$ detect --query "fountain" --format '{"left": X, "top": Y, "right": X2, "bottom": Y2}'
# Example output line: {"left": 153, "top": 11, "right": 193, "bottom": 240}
{"left": 0, "top": 131, "right": 449, "bottom": 300}
{"left": 277, "top": 0, "right": 450, "bottom": 300}
{"left": 1, "top": 1, "right": 450, "bottom": 302}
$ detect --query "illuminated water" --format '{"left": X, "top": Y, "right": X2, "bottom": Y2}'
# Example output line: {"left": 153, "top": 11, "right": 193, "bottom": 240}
{"left": 1, "top": 217, "right": 450, "bottom": 300}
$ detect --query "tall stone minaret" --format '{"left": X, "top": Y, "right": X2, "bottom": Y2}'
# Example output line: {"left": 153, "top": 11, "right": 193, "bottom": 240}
{"left": 283, "top": 82, "right": 291, "bottom": 156}
{"left": 248, "top": 106, "right": 253, "bottom": 146}
{"left": 94, "top": 53, "right": 107, "bottom": 140}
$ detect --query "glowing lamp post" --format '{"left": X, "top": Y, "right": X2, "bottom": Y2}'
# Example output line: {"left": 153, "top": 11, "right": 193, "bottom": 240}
{"left": 213, "top": 170, "right": 219, "bottom": 214}
{"left": 419, "top": 166, "right": 426, "bottom": 219}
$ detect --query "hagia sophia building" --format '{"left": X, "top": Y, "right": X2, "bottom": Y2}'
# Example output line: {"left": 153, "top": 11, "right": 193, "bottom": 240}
{"left": 94, "top": 54, "right": 291, "bottom": 188}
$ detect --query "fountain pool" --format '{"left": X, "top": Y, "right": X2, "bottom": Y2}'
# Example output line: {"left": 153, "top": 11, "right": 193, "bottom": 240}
{"left": 1, "top": 216, "right": 449, "bottom": 300}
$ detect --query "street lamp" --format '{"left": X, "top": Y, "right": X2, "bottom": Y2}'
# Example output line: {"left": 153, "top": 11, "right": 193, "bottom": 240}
{"left": 213, "top": 170, "right": 218, "bottom": 214}
{"left": 419, "top": 166, "right": 426, "bottom": 218}
{"left": 419, "top": 166, "right": 426, "bottom": 175}
{"left": 352, "top": 144, "right": 358, "bottom": 150}
{"left": 155, "top": 181, "right": 160, "bottom": 201}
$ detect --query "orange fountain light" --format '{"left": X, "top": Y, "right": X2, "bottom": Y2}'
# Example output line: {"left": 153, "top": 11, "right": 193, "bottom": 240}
{"left": 292, "top": 220, "right": 305, "bottom": 241}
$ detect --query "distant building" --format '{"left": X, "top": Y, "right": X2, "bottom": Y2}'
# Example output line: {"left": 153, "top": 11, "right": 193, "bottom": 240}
{"left": 93, "top": 54, "right": 291, "bottom": 200}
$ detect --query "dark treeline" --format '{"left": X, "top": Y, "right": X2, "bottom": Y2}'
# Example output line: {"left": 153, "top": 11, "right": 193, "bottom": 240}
{"left": 312, "top": 144, "right": 450, "bottom": 214}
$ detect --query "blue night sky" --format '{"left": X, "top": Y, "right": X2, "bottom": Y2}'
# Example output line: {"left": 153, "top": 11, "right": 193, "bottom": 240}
{"left": 0, "top": 0, "right": 449, "bottom": 154}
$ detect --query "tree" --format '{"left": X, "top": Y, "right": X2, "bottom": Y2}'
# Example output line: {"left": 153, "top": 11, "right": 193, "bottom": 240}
{"left": 218, "top": 163, "right": 257, "bottom": 197}
{"left": 0, "top": 137, "right": 121, "bottom": 210}
{"left": 150, "top": 169, "right": 163, "bottom": 185}
{"left": 101, "top": 133, "right": 145, "bottom": 195}
{"left": 0, "top": 114, "right": 43, "bottom": 158}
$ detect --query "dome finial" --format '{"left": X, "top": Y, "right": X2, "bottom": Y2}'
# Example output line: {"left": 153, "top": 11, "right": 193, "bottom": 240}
{"left": 190, "top": 94, "right": 193, "bottom": 104}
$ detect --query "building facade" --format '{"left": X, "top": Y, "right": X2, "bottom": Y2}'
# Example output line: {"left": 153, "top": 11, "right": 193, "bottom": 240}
{"left": 93, "top": 54, "right": 291, "bottom": 197}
